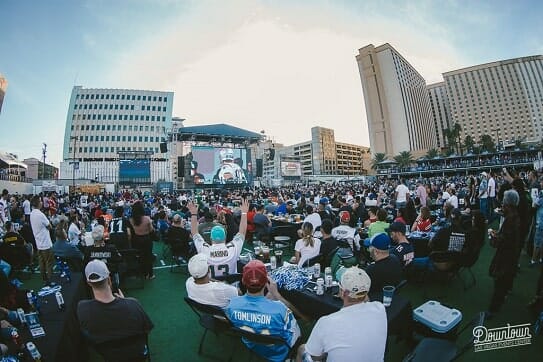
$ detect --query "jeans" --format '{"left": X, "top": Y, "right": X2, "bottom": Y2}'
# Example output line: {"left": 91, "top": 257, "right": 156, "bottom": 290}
{"left": 480, "top": 198, "right": 489, "bottom": 220}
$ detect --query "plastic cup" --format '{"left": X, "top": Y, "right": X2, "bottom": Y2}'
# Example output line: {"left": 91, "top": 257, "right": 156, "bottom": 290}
{"left": 262, "top": 246, "right": 270, "bottom": 261}
{"left": 254, "top": 246, "right": 261, "bottom": 256}
{"left": 274, "top": 250, "right": 283, "bottom": 266}
{"left": 383, "top": 286, "right": 395, "bottom": 307}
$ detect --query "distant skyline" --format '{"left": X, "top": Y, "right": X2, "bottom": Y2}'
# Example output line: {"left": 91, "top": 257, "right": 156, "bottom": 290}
{"left": 2, "top": 0, "right": 542, "bottom": 166}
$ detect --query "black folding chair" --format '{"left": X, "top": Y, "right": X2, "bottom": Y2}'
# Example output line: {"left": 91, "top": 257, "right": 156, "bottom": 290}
{"left": 118, "top": 249, "right": 145, "bottom": 289}
{"left": 302, "top": 254, "right": 323, "bottom": 268}
{"left": 403, "top": 312, "right": 486, "bottom": 362}
{"left": 91, "top": 333, "right": 151, "bottom": 362}
{"left": 184, "top": 296, "right": 235, "bottom": 356}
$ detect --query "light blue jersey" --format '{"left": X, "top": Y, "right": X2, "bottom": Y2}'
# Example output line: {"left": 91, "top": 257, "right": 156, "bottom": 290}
{"left": 226, "top": 295, "right": 300, "bottom": 362}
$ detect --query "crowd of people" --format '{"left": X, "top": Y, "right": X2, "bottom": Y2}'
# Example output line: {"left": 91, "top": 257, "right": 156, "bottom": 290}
{"left": 0, "top": 164, "right": 542, "bottom": 360}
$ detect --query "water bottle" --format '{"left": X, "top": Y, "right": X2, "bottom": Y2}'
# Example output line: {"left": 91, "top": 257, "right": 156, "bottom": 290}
{"left": 17, "top": 308, "right": 25, "bottom": 325}
{"left": 55, "top": 291, "right": 65, "bottom": 311}
{"left": 26, "top": 342, "right": 42, "bottom": 361}
{"left": 26, "top": 291, "right": 35, "bottom": 311}
{"left": 316, "top": 278, "right": 325, "bottom": 295}
{"left": 10, "top": 328, "right": 22, "bottom": 348}
{"left": 270, "top": 256, "right": 277, "bottom": 270}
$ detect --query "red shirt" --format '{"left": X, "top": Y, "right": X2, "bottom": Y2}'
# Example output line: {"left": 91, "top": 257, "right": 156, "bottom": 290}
{"left": 413, "top": 218, "right": 432, "bottom": 232}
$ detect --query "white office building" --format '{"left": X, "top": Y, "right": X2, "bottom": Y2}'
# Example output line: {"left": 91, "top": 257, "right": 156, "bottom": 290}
{"left": 60, "top": 86, "right": 174, "bottom": 184}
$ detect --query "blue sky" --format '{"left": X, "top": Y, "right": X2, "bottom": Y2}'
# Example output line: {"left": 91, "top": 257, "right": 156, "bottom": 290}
{"left": 1, "top": 0, "right": 542, "bottom": 166}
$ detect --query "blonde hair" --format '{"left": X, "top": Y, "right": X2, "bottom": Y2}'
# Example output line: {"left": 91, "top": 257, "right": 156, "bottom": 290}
{"left": 301, "top": 222, "right": 314, "bottom": 247}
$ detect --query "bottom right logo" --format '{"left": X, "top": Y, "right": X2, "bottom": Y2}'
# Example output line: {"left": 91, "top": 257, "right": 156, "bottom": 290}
{"left": 473, "top": 323, "right": 532, "bottom": 352}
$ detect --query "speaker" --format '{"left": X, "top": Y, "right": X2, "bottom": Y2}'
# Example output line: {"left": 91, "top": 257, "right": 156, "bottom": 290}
{"left": 256, "top": 159, "right": 263, "bottom": 177}
{"left": 177, "top": 156, "right": 184, "bottom": 177}
{"left": 268, "top": 149, "right": 275, "bottom": 160}
{"left": 160, "top": 142, "right": 167, "bottom": 153}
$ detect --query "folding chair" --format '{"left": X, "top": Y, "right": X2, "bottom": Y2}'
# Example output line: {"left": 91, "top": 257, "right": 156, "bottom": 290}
{"left": 184, "top": 296, "right": 235, "bottom": 356}
{"left": 118, "top": 249, "right": 145, "bottom": 289}
{"left": 403, "top": 312, "right": 486, "bottom": 362}
{"left": 229, "top": 328, "right": 299, "bottom": 362}
{"left": 91, "top": 333, "right": 151, "bottom": 362}
{"left": 1, "top": 244, "right": 32, "bottom": 279}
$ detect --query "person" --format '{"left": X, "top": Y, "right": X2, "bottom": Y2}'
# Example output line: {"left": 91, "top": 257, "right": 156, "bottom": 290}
{"left": 67, "top": 213, "right": 82, "bottom": 246}
{"left": 331, "top": 211, "right": 360, "bottom": 252}
{"left": 165, "top": 214, "right": 191, "bottom": 263}
{"left": 185, "top": 254, "right": 239, "bottom": 308}
{"left": 190, "top": 160, "right": 206, "bottom": 184}
{"left": 479, "top": 172, "right": 489, "bottom": 219}
{"left": 389, "top": 221, "right": 414, "bottom": 267}
{"left": 488, "top": 171, "right": 497, "bottom": 218}
{"left": 318, "top": 219, "right": 338, "bottom": 268}
{"left": 412, "top": 206, "right": 432, "bottom": 232}
{"left": 85, "top": 225, "right": 122, "bottom": 266}
{"left": 448, "top": 187, "right": 459, "bottom": 209}
{"left": 213, "top": 148, "right": 247, "bottom": 184}
{"left": 367, "top": 208, "right": 390, "bottom": 238}
{"left": 197, "top": 211, "right": 222, "bottom": 243}
{"left": 487, "top": 189, "right": 520, "bottom": 316}
{"left": 0, "top": 190, "right": 8, "bottom": 227}
{"left": 30, "top": 196, "right": 54, "bottom": 285}
{"left": 2, "top": 221, "right": 33, "bottom": 260}
{"left": 108, "top": 206, "right": 132, "bottom": 250}
{"left": 253, "top": 204, "right": 272, "bottom": 241}
{"left": 225, "top": 260, "right": 301, "bottom": 362}
{"left": 53, "top": 224, "right": 84, "bottom": 270}
{"left": 532, "top": 177, "right": 543, "bottom": 266}
{"left": 77, "top": 260, "right": 154, "bottom": 354}
{"left": 394, "top": 208, "right": 407, "bottom": 225}
{"left": 296, "top": 267, "right": 387, "bottom": 362}
{"left": 189, "top": 199, "right": 248, "bottom": 278}
{"left": 416, "top": 180, "right": 428, "bottom": 208}
{"left": 292, "top": 222, "right": 321, "bottom": 267}
{"left": 304, "top": 205, "right": 322, "bottom": 233}
{"left": 329, "top": 240, "right": 359, "bottom": 278}
{"left": 364, "top": 207, "right": 378, "bottom": 227}
{"left": 395, "top": 179, "right": 409, "bottom": 209}
{"left": 365, "top": 233, "right": 403, "bottom": 293}
{"left": 22, "top": 195, "right": 31, "bottom": 224}
{"left": 129, "top": 201, "right": 156, "bottom": 280}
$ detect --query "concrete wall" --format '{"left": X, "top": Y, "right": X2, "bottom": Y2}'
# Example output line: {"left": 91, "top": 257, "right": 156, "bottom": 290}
{"left": 0, "top": 180, "right": 33, "bottom": 195}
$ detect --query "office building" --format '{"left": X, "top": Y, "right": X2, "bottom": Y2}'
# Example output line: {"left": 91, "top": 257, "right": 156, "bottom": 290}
{"left": 356, "top": 43, "right": 437, "bottom": 158}
{"left": 60, "top": 86, "right": 174, "bottom": 183}
{"left": 443, "top": 56, "right": 543, "bottom": 146}
{"left": 263, "top": 126, "right": 370, "bottom": 180}
{"left": 427, "top": 82, "right": 453, "bottom": 149}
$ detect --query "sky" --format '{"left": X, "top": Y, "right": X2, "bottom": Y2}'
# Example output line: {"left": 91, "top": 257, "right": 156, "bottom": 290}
{"left": 1, "top": 0, "right": 542, "bottom": 166}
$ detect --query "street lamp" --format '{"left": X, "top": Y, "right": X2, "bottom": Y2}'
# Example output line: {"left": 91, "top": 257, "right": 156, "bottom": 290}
{"left": 492, "top": 128, "right": 501, "bottom": 151}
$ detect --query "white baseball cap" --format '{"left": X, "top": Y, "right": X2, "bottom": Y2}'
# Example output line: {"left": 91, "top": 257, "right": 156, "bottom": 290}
{"left": 85, "top": 259, "right": 110, "bottom": 283}
{"left": 337, "top": 266, "right": 371, "bottom": 299}
{"left": 188, "top": 254, "right": 209, "bottom": 279}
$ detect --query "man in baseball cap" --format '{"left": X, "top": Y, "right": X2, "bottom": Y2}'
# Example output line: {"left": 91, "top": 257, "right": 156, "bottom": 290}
{"left": 297, "top": 266, "right": 387, "bottom": 361}
{"left": 186, "top": 254, "right": 238, "bottom": 308}
{"left": 188, "top": 199, "right": 250, "bottom": 278}
{"left": 77, "top": 260, "right": 154, "bottom": 353}
{"left": 226, "top": 260, "right": 301, "bottom": 362}
{"left": 365, "top": 233, "right": 403, "bottom": 293}
{"left": 388, "top": 222, "right": 415, "bottom": 267}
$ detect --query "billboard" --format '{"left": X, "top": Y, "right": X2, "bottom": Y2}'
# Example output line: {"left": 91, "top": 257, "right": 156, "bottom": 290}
{"left": 190, "top": 146, "right": 250, "bottom": 185}
{"left": 280, "top": 161, "right": 302, "bottom": 177}
{"left": 119, "top": 159, "right": 151, "bottom": 184}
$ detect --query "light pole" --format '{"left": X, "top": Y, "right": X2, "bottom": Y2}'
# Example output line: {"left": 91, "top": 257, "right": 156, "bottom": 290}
{"left": 41, "top": 143, "right": 47, "bottom": 180}
{"left": 492, "top": 128, "right": 501, "bottom": 151}
{"left": 70, "top": 136, "right": 77, "bottom": 189}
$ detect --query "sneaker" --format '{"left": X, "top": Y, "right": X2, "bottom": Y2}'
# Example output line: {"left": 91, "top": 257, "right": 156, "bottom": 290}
{"left": 530, "top": 260, "right": 538, "bottom": 267}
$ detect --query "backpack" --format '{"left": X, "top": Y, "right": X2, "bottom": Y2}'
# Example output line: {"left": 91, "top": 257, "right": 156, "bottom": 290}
{"left": 330, "top": 247, "right": 358, "bottom": 277}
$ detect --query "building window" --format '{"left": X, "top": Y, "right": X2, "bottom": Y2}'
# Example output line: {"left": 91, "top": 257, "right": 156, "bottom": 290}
{"left": 100, "top": 136, "right": 104, "bottom": 141}
{"left": 146, "top": 116, "right": 150, "bottom": 121}
{"left": 122, "top": 136, "right": 126, "bottom": 141}
{"left": 152, "top": 106, "right": 156, "bottom": 111}
{"left": 144, "top": 137, "right": 148, "bottom": 142}
{"left": 131, "top": 105, "right": 134, "bottom": 110}
{"left": 128, "top": 136, "right": 132, "bottom": 141}
{"left": 124, "top": 115, "right": 128, "bottom": 120}
{"left": 135, "top": 115, "right": 139, "bottom": 120}
{"left": 117, "top": 136, "right": 121, "bottom": 141}
{"left": 151, "top": 116, "right": 155, "bottom": 121}
{"left": 146, "top": 106, "right": 150, "bottom": 111}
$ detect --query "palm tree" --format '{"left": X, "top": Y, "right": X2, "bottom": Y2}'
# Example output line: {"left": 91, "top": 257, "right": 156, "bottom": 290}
{"left": 394, "top": 151, "right": 414, "bottom": 169}
{"left": 452, "top": 122, "right": 462, "bottom": 155}
{"left": 371, "top": 153, "right": 387, "bottom": 170}
{"left": 479, "top": 134, "right": 496, "bottom": 152}
{"left": 464, "top": 135, "right": 475, "bottom": 152}
{"left": 426, "top": 148, "right": 439, "bottom": 159}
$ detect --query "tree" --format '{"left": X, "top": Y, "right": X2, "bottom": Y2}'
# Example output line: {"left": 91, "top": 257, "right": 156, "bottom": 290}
{"left": 426, "top": 148, "right": 439, "bottom": 159}
{"left": 452, "top": 123, "right": 462, "bottom": 155}
{"left": 464, "top": 135, "right": 475, "bottom": 152}
{"left": 479, "top": 134, "right": 496, "bottom": 152}
{"left": 371, "top": 153, "right": 387, "bottom": 170}
{"left": 394, "top": 151, "right": 414, "bottom": 169}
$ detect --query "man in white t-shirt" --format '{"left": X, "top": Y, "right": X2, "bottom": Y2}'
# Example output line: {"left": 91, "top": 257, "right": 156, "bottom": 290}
{"left": 395, "top": 180, "right": 409, "bottom": 209}
{"left": 185, "top": 254, "right": 239, "bottom": 308}
{"left": 331, "top": 211, "right": 360, "bottom": 251}
{"left": 29, "top": 196, "right": 54, "bottom": 284}
{"left": 189, "top": 199, "right": 248, "bottom": 278}
{"left": 22, "top": 195, "right": 31, "bottom": 223}
{"left": 488, "top": 171, "right": 496, "bottom": 219}
{"left": 296, "top": 267, "right": 387, "bottom": 362}
{"left": 0, "top": 189, "right": 9, "bottom": 226}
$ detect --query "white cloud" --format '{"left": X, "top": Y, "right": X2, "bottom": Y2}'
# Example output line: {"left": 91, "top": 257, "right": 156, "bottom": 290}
{"left": 108, "top": 0, "right": 468, "bottom": 147}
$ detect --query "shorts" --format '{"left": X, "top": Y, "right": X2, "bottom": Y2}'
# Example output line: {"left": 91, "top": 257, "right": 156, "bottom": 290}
{"left": 534, "top": 225, "right": 543, "bottom": 248}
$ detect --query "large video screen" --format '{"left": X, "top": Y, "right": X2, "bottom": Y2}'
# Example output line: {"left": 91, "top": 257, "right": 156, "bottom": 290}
{"left": 119, "top": 159, "right": 151, "bottom": 184}
{"left": 280, "top": 161, "right": 302, "bottom": 177}
{"left": 190, "top": 146, "right": 250, "bottom": 185}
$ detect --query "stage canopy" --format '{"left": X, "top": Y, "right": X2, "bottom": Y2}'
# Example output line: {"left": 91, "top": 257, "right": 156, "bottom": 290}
{"left": 177, "top": 124, "right": 263, "bottom": 145}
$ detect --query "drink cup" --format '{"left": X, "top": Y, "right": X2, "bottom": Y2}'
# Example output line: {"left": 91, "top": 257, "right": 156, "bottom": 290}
{"left": 254, "top": 246, "right": 261, "bottom": 257}
{"left": 262, "top": 246, "right": 270, "bottom": 261}
{"left": 383, "top": 285, "right": 395, "bottom": 307}
{"left": 274, "top": 250, "right": 283, "bottom": 266}
{"left": 313, "top": 263, "right": 321, "bottom": 278}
